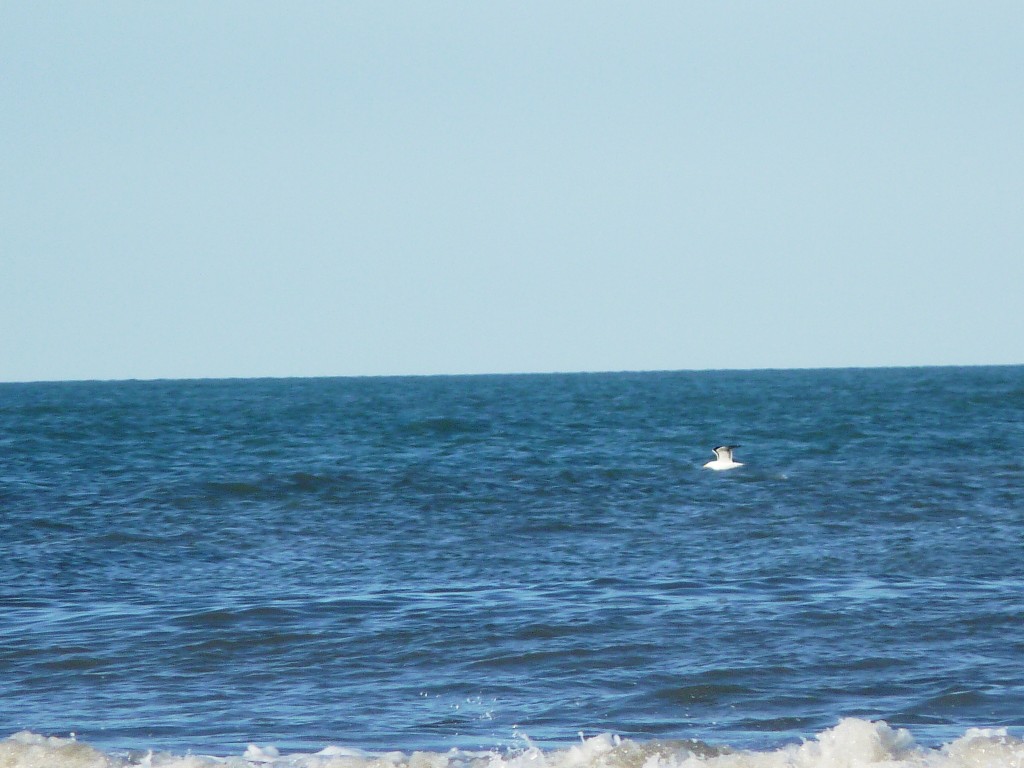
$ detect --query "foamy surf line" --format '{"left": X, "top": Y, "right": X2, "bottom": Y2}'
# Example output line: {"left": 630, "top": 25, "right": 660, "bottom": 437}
{"left": 3, "top": 720, "right": 1023, "bottom": 768}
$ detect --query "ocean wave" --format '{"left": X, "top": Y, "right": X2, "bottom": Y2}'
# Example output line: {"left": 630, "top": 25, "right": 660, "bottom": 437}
{"left": 3, "top": 720, "right": 1022, "bottom": 768}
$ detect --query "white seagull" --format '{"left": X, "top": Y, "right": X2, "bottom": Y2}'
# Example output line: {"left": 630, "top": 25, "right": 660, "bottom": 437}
{"left": 703, "top": 445, "right": 743, "bottom": 471}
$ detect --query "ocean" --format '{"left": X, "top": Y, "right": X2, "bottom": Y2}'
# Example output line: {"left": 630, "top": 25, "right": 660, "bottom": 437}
{"left": 1, "top": 366, "right": 1022, "bottom": 768}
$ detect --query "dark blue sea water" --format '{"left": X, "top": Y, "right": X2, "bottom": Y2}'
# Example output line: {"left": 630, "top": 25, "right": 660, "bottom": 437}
{"left": 2, "top": 367, "right": 1023, "bottom": 767}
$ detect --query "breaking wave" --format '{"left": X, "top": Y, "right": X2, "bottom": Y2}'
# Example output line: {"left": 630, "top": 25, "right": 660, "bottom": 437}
{"left": 3, "top": 720, "right": 1022, "bottom": 768}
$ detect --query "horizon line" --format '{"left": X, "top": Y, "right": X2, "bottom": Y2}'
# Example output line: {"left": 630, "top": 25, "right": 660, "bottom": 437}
{"left": 1, "top": 361, "right": 1021, "bottom": 386}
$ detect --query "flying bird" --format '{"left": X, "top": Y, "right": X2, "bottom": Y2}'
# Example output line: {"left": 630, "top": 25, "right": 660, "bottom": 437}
{"left": 703, "top": 445, "right": 743, "bottom": 471}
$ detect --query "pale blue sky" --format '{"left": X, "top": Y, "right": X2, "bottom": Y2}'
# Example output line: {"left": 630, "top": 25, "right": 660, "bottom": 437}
{"left": 3, "top": 2, "right": 1022, "bottom": 382}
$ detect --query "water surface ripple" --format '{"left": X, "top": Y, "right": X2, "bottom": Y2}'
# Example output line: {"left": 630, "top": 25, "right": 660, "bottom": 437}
{"left": 1, "top": 367, "right": 1022, "bottom": 754}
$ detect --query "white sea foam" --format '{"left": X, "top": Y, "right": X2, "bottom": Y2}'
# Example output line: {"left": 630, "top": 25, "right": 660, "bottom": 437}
{"left": 2, "top": 721, "right": 1023, "bottom": 768}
